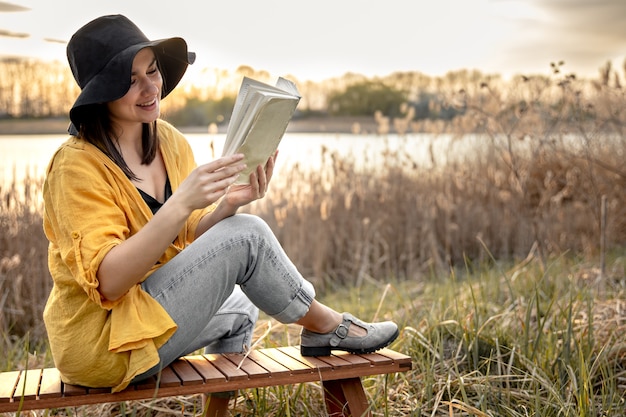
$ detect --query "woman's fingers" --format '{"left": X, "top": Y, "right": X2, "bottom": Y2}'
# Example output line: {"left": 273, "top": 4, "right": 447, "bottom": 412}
{"left": 197, "top": 154, "right": 245, "bottom": 176}
{"left": 178, "top": 155, "right": 246, "bottom": 209}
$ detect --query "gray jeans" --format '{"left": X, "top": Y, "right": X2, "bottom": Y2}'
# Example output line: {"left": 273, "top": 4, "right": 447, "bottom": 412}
{"left": 132, "top": 214, "right": 315, "bottom": 382}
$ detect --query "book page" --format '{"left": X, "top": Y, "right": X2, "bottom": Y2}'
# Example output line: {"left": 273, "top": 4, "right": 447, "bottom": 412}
{"left": 222, "top": 77, "right": 301, "bottom": 184}
{"left": 233, "top": 97, "right": 298, "bottom": 183}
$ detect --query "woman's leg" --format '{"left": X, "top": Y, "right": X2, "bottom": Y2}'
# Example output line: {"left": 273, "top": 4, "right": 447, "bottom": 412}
{"left": 186, "top": 286, "right": 259, "bottom": 355}
{"left": 134, "top": 213, "right": 398, "bottom": 381}
{"left": 133, "top": 214, "right": 315, "bottom": 380}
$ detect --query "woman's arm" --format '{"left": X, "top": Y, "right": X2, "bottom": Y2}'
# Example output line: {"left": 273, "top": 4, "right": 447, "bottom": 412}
{"left": 97, "top": 154, "right": 246, "bottom": 302}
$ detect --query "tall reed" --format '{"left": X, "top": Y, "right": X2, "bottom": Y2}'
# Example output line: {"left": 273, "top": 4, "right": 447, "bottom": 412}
{"left": 1, "top": 70, "right": 625, "bottom": 415}
{"left": 0, "top": 175, "right": 50, "bottom": 366}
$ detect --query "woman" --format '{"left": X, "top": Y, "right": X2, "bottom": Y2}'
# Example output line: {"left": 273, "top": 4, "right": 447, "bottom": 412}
{"left": 43, "top": 14, "right": 398, "bottom": 393}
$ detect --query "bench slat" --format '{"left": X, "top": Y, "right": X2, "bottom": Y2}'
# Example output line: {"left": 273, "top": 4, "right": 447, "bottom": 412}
{"left": 14, "top": 369, "right": 42, "bottom": 400}
{"left": 184, "top": 355, "right": 228, "bottom": 383}
{"left": 242, "top": 350, "right": 290, "bottom": 375}
{"left": 258, "top": 348, "right": 314, "bottom": 375}
{"left": 0, "top": 371, "right": 19, "bottom": 403}
{"left": 134, "top": 374, "right": 158, "bottom": 391}
{"left": 375, "top": 349, "right": 414, "bottom": 369}
{"left": 360, "top": 351, "right": 394, "bottom": 366}
{"left": 332, "top": 352, "right": 373, "bottom": 368}
{"left": 157, "top": 365, "right": 182, "bottom": 388}
{"left": 38, "top": 368, "right": 62, "bottom": 399}
{"left": 202, "top": 353, "right": 248, "bottom": 381}
{"left": 278, "top": 346, "right": 334, "bottom": 371}
{"left": 169, "top": 359, "right": 203, "bottom": 386}
{"left": 303, "top": 350, "right": 357, "bottom": 369}
{"left": 222, "top": 353, "right": 272, "bottom": 379}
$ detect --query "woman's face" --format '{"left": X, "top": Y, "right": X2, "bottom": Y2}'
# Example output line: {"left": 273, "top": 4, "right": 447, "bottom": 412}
{"left": 107, "top": 48, "right": 163, "bottom": 128}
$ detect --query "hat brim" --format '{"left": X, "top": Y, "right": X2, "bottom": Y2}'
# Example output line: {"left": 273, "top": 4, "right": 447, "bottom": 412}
{"left": 69, "top": 37, "right": 194, "bottom": 130}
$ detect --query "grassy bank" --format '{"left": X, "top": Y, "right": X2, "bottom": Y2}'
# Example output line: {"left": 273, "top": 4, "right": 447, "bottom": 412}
{"left": 2, "top": 71, "right": 626, "bottom": 414}
{"left": 2, "top": 250, "right": 625, "bottom": 416}
{"left": 2, "top": 138, "right": 625, "bottom": 414}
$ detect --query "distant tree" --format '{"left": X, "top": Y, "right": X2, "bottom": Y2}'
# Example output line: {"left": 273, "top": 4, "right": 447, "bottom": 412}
{"left": 327, "top": 81, "right": 406, "bottom": 117}
{"left": 0, "top": 58, "right": 77, "bottom": 118}
{"left": 164, "top": 96, "right": 236, "bottom": 126}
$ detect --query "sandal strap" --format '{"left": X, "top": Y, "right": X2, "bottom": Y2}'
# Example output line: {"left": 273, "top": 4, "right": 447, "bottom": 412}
{"left": 330, "top": 314, "right": 359, "bottom": 347}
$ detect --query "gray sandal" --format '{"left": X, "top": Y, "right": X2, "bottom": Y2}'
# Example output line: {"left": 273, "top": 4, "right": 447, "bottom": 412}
{"left": 300, "top": 313, "right": 399, "bottom": 356}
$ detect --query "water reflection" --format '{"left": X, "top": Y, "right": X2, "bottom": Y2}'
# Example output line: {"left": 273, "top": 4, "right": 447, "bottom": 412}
{"left": 1, "top": 132, "right": 464, "bottom": 186}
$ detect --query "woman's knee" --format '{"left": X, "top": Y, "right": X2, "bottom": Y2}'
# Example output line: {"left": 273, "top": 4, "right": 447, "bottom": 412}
{"left": 225, "top": 214, "right": 273, "bottom": 239}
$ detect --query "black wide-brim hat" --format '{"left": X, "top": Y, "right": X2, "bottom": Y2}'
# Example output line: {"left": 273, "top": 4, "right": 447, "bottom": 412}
{"left": 67, "top": 14, "right": 195, "bottom": 132}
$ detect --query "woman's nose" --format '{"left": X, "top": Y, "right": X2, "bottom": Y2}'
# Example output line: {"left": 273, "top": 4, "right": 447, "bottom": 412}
{"left": 140, "top": 77, "right": 160, "bottom": 95}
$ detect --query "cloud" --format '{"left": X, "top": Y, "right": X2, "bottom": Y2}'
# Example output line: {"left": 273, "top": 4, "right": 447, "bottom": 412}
{"left": 0, "top": 28, "right": 27, "bottom": 38}
{"left": 0, "top": 1, "right": 28, "bottom": 12}
{"left": 43, "top": 37, "right": 65, "bottom": 44}
{"left": 531, "top": 0, "right": 626, "bottom": 60}
{"left": 485, "top": 0, "right": 626, "bottom": 77}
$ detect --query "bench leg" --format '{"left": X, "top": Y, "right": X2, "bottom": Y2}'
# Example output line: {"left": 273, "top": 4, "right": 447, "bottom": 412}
{"left": 202, "top": 392, "right": 233, "bottom": 417}
{"left": 322, "top": 377, "right": 371, "bottom": 417}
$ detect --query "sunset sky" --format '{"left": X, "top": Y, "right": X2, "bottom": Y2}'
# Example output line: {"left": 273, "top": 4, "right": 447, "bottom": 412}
{"left": 0, "top": 0, "right": 624, "bottom": 82}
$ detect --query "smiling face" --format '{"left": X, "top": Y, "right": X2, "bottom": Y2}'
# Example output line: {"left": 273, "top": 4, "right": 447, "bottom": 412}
{"left": 107, "top": 47, "right": 163, "bottom": 130}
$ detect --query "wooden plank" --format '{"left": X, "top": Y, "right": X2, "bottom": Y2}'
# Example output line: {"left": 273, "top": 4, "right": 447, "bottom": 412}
{"left": 358, "top": 351, "right": 393, "bottom": 366}
{"left": 169, "top": 360, "right": 203, "bottom": 386}
{"left": 375, "top": 348, "right": 413, "bottom": 369}
{"left": 278, "top": 346, "right": 334, "bottom": 372}
{"left": 245, "top": 350, "right": 291, "bottom": 375}
{"left": 0, "top": 371, "right": 19, "bottom": 403}
{"left": 300, "top": 351, "right": 357, "bottom": 369}
{"left": 157, "top": 366, "right": 182, "bottom": 388}
{"left": 134, "top": 374, "right": 158, "bottom": 391}
{"left": 202, "top": 353, "right": 248, "bottom": 381}
{"left": 63, "top": 382, "right": 89, "bottom": 397}
{"left": 333, "top": 352, "right": 375, "bottom": 368}
{"left": 222, "top": 353, "right": 272, "bottom": 379}
{"left": 184, "top": 355, "right": 227, "bottom": 384}
{"left": 38, "top": 368, "right": 62, "bottom": 399}
{"left": 258, "top": 348, "right": 313, "bottom": 375}
{"left": 14, "top": 369, "right": 42, "bottom": 401}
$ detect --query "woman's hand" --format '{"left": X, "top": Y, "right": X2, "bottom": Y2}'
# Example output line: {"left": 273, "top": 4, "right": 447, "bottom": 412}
{"left": 175, "top": 153, "right": 246, "bottom": 212}
{"left": 223, "top": 151, "right": 277, "bottom": 208}
{"left": 193, "top": 152, "right": 277, "bottom": 238}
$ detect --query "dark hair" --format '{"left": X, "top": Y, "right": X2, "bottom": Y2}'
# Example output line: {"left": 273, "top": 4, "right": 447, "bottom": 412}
{"left": 78, "top": 103, "right": 159, "bottom": 182}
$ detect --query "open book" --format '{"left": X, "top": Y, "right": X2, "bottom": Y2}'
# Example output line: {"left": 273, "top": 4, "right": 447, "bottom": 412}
{"left": 222, "top": 76, "right": 301, "bottom": 184}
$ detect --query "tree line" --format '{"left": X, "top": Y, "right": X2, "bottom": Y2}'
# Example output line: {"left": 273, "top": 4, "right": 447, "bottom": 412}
{"left": 1, "top": 57, "right": 625, "bottom": 131}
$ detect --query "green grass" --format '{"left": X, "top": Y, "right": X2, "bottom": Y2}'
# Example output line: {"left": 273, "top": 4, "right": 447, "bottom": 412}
{"left": 4, "top": 252, "right": 624, "bottom": 416}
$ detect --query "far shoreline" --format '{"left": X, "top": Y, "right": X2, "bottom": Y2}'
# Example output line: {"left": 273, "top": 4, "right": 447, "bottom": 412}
{"left": 0, "top": 116, "right": 380, "bottom": 136}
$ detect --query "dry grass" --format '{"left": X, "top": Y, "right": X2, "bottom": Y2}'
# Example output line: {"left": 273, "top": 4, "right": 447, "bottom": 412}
{"left": 1, "top": 73, "right": 626, "bottom": 415}
{"left": 3, "top": 256, "right": 624, "bottom": 416}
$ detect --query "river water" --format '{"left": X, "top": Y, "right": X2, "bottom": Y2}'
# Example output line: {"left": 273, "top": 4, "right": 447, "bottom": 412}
{"left": 0, "top": 132, "right": 473, "bottom": 186}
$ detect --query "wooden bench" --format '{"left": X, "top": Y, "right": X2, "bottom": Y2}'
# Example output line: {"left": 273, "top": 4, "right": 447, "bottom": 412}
{"left": 0, "top": 346, "right": 411, "bottom": 416}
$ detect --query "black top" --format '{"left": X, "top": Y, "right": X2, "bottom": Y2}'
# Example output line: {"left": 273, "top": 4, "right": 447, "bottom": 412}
{"left": 137, "top": 177, "right": 172, "bottom": 214}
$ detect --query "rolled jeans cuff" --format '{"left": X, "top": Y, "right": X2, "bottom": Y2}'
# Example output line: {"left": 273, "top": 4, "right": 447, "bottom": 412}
{"left": 271, "top": 279, "right": 316, "bottom": 324}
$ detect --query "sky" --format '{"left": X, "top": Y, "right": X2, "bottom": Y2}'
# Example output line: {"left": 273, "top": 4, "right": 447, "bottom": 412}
{"left": 0, "top": 0, "right": 625, "bottom": 82}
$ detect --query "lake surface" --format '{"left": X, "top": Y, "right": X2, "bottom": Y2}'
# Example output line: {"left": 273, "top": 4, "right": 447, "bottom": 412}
{"left": 0, "top": 132, "right": 470, "bottom": 186}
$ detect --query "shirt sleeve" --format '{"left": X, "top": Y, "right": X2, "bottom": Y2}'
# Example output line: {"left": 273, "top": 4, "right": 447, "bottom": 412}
{"left": 44, "top": 141, "right": 141, "bottom": 308}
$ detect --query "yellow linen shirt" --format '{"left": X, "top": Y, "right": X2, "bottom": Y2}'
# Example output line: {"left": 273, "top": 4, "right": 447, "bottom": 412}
{"left": 43, "top": 120, "right": 213, "bottom": 392}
